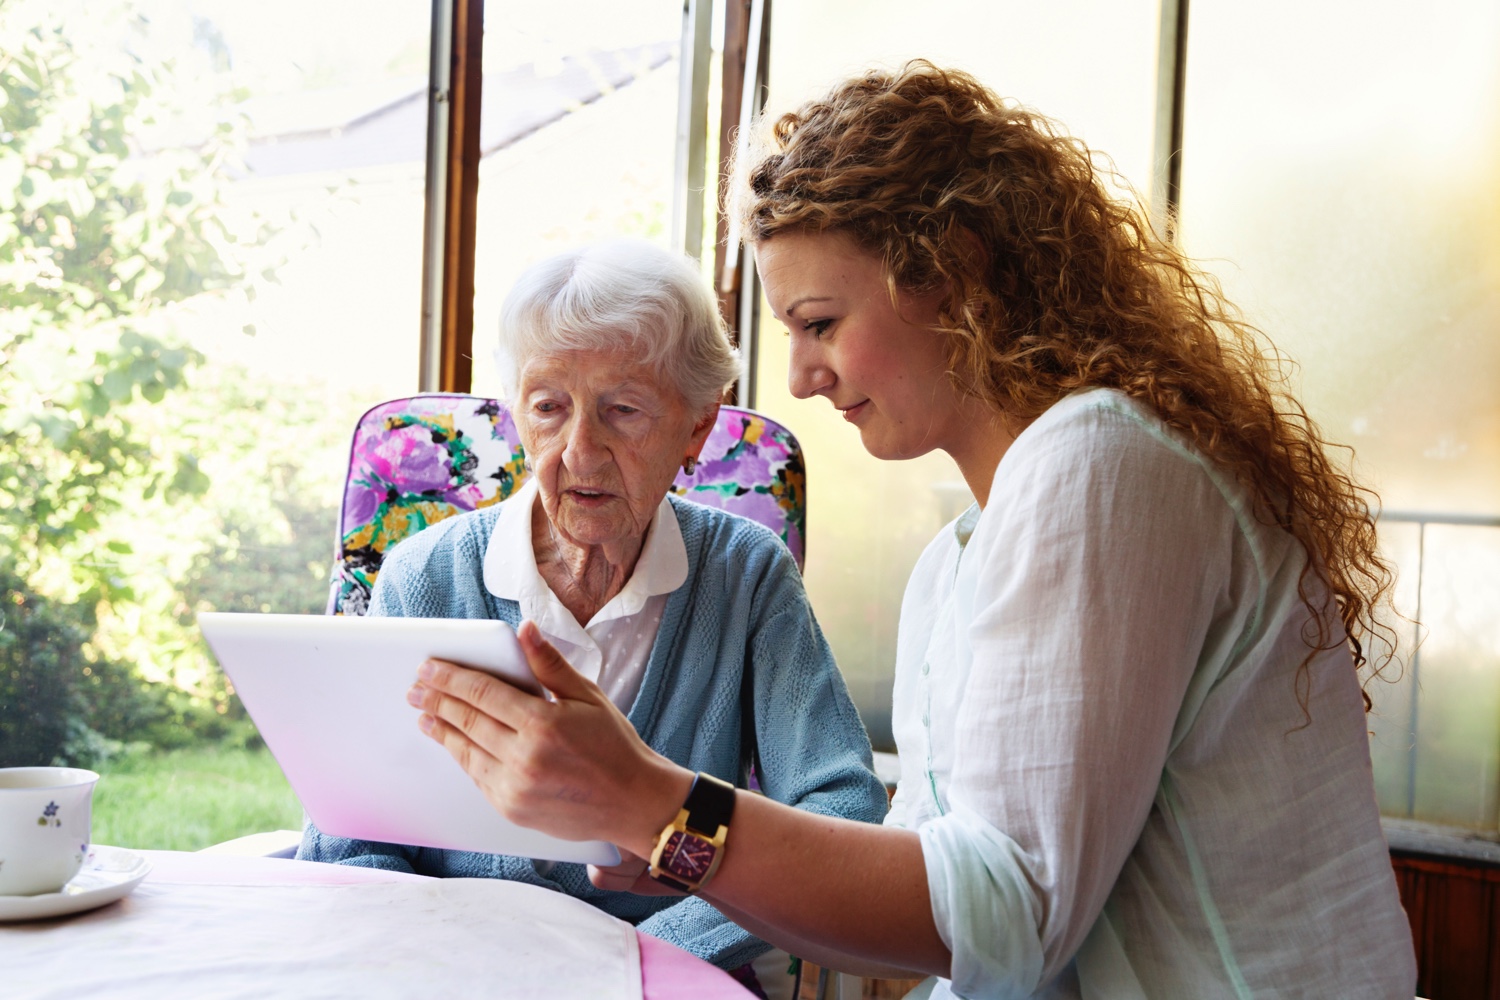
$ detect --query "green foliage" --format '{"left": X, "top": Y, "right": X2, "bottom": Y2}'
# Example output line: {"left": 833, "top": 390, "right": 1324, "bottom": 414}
{"left": 0, "top": 559, "right": 279, "bottom": 767}
{"left": 91, "top": 745, "right": 303, "bottom": 850}
{"left": 0, "top": 0, "right": 253, "bottom": 598}
{"left": 95, "top": 360, "right": 351, "bottom": 699}
{"left": 0, "top": 0, "right": 334, "bottom": 763}
{"left": 0, "top": 574, "right": 88, "bottom": 766}
{"left": 171, "top": 366, "right": 346, "bottom": 622}
{"left": 0, "top": 565, "right": 159, "bottom": 767}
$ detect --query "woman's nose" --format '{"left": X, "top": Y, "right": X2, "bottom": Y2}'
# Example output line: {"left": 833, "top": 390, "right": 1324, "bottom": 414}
{"left": 787, "top": 338, "right": 833, "bottom": 400}
{"left": 562, "top": 415, "right": 609, "bottom": 472}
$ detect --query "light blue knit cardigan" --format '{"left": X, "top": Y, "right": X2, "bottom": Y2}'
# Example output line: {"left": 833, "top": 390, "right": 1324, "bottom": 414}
{"left": 296, "top": 496, "right": 888, "bottom": 971}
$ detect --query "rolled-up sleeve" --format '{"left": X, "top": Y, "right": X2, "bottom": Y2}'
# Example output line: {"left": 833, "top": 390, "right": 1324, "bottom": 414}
{"left": 920, "top": 804, "right": 1045, "bottom": 998}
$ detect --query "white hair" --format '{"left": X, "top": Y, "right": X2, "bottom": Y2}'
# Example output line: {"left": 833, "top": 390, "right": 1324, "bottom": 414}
{"left": 494, "top": 239, "right": 740, "bottom": 411}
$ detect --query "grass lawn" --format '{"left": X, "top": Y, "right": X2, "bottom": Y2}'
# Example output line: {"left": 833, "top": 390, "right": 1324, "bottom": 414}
{"left": 91, "top": 745, "right": 303, "bottom": 851}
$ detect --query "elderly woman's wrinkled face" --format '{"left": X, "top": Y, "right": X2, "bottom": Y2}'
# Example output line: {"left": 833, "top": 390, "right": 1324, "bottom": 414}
{"left": 516, "top": 349, "right": 715, "bottom": 549}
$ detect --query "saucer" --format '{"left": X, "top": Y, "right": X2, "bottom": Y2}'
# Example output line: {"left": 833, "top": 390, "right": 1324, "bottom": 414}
{"left": 0, "top": 846, "right": 151, "bottom": 922}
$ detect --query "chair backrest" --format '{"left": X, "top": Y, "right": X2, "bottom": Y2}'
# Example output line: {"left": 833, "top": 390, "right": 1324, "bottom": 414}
{"left": 327, "top": 394, "right": 806, "bottom": 615}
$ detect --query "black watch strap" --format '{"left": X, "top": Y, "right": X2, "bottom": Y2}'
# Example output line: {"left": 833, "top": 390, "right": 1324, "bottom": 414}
{"left": 650, "top": 868, "right": 693, "bottom": 892}
{"left": 682, "top": 772, "right": 736, "bottom": 833}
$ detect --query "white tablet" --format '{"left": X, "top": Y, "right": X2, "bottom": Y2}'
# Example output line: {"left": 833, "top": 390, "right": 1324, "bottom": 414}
{"left": 198, "top": 612, "right": 620, "bottom": 866}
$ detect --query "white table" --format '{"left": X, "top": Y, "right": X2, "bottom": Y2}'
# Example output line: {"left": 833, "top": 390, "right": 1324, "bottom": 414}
{"left": 4, "top": 850, "right": 751, "bottom": 999}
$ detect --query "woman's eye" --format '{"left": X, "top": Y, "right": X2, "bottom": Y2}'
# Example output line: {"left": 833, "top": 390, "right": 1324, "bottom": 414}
{"left": 534, "top": 401, "right": 560, "bottom": 414}
{"left": 615, "top": 405, "right": 639, "bottom": 415}
{"left": 806, "top": 319, "right": 833, "bottom": 337}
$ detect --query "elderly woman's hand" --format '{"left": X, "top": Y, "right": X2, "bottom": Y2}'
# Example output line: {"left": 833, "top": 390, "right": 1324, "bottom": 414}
{"left": 586, "top": 848, "right": 687, "bottom": 897}
{"left": 406, "top": 621, "right": 693, "bottom": 856}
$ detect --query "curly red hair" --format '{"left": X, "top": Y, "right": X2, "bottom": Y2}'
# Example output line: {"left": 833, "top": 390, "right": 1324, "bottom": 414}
{"left": 733, "top": 61, "right": 1395, "bottom": 705}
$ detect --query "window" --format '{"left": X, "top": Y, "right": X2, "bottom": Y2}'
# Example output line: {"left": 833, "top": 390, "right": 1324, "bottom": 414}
{"left": 1177, "top": 0, "right": 1500, "bottom": 830}
{"left": 1, "top": 0, "right": 431, "bottom": 843}
{"left": 468, "top": 1, "right": 685, "bottom": 401}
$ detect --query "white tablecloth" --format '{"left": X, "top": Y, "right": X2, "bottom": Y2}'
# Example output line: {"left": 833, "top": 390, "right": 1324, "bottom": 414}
{"left": 6, "top": 856, "right": 643, "bottom": 999}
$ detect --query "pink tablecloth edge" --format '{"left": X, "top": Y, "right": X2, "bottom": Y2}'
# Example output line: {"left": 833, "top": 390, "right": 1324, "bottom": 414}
{"left": 638, "top": 932, "right": 751, "bottom": 1000}
{"left": 136, "top": 851, "right": 749, "bottom": 999}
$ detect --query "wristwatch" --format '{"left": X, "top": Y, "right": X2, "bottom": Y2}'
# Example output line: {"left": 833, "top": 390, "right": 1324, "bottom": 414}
{"left": 649, "top": 772, "right": 736, "bottom": 893}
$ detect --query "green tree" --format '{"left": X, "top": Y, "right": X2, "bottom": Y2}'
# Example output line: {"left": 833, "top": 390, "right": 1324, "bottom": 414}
{"left": 0, "top": 0, "right": 284, "bottom": 762}
{"left": 0, "top": 0, "right": 252, "bottom": 600}
{"left": 0, "top": 564, "right": 182, "bottom": 766}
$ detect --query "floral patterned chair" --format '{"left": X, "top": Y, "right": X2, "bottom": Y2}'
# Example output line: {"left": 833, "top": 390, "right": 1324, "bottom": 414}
{"left": 327, "top": 394, "right": 807, "bottom": 616}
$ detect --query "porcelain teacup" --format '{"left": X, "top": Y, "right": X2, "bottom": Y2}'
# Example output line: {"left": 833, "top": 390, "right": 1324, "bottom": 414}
{"left": 0, "top": 767, "right": 99, "bottom": 896}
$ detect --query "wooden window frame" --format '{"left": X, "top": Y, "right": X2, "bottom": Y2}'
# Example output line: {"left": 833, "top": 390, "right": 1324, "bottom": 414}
{"left": 1151, "top": 0, "right": 1189, "bottom": 242}
{"left": 422, "top": 0, "right": 770, "bottom": 401}
{"left": 715, "top": 0, "right": 771, "bottom": 408}
{"left": 419, "top": 0, "right": 484, "bottom": 393}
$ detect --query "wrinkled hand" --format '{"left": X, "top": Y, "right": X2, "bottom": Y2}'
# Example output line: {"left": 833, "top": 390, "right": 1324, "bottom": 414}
{"left": 587, "top": 848, "right": 686, "bottom": 897}
{"left": 406, "top": 621, "right": 691, "bottom": 855}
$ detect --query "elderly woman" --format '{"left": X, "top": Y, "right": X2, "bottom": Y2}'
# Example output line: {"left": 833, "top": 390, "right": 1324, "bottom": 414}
{"left": 297, "top": 239, "right": 888, "bottom": 986}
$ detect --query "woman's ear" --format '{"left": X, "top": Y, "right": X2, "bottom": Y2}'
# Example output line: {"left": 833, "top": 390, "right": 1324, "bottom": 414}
{"left": 686, "top": 402, "right": 720, "bottom": 461}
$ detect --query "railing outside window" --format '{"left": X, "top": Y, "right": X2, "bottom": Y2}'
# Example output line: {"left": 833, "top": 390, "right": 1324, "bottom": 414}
{"left": 1372, "top": 512, "right": 1500, "bottom": 832}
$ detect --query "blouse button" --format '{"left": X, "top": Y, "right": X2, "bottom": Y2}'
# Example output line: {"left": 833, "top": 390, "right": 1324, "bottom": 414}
{"left": 921, "top": 661, "right": 931, "bottom": 677}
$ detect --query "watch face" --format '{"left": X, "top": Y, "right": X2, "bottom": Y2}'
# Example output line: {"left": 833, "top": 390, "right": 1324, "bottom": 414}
{"left": 661, "top": 830, "right": 717, "bottom": 881}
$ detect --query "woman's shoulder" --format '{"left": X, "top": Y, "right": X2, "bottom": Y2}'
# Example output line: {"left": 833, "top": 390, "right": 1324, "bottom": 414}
{"left": 667, "top": 494, "right": 792, "bottom": 553}
{"left": 367, "top": 503, "right": 508, "bottom": 617}
{"left": 975, "top": 388, "right": 1272, "bottom": 561}
{"left": 990, "top": 388, "right": 1299, "bottom": 571}
{"left": 1005, "top": 388, "right": 1242, "bottom": 502}
{"left": 1022, "top": 387, "right": 1190, "bottom": 452}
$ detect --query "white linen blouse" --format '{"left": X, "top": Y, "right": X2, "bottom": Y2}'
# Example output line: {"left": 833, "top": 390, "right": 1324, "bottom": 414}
{"left": 481, "top": 477, "right": 686, "bottom": 711}
{"left": 886, "top": 389, "right": 1416, "bottom": 999}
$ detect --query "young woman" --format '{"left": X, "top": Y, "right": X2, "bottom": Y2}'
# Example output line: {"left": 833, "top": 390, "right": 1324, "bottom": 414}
{"left": 405, "top": 63, "right": 1418, "bottom": 998}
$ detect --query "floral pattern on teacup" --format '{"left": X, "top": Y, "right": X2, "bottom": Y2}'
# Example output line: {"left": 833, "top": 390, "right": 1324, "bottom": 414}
{"left": 37, "top": 801, "right": 62, "bottom": 827}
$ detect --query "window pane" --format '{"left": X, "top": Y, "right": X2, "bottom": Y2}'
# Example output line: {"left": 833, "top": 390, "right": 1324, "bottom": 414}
{"left": 1411, "top": 525, "right": 1500, "bottom": 828}
{"left": 1178, "top": 1, "right": 1500, "bottom": 827}
{"left": 759, "top": 0, "right": 1160, "bottom": 746}
{"left": 468, "top": 0, "right": 684, "bottom": 401}
{"left": 1365, "top": 522, "right": 1421, "bottom": 814}
{"left": 1178, "top": 1, "right": 1500, "bottom": 516}
{"left": 1368, "top": 524, "right": 1500, "bottom": 830}
{"left": 0, "top": 0, "right": 429, "bottom": 844}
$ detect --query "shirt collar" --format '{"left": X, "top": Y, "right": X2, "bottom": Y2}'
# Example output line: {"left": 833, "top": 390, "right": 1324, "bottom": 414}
{"left": 953, "top": 501, "right": 981, "bottom": 550}
{"left": 482, "top": 478, "right": 688, "bottom": 623}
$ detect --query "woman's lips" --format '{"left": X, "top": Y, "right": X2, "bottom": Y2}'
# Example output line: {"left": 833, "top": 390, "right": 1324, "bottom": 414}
{"left": 839, "top": 400, "right": 869, "bottom": 423}
{"left": 565, "top": 487, "right": 616, "bottom": 506}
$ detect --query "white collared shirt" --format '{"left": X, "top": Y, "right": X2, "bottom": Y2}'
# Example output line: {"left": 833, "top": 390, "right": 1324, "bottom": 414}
{"left": 481, "top": 478, "right": 687, "bottom": 711}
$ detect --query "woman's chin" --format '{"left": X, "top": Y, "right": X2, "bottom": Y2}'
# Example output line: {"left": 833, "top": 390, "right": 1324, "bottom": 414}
{"left": 855, "top": 427, "right": 930, "bottom": 463}
{"left": 554, "top": 512, "right": 639, "bottom": 549}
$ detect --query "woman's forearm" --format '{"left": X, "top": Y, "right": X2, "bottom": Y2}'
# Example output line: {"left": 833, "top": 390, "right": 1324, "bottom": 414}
{"left": 621, "top": 789, "right": 951, "bottom": 979}
{"left": 411, "top": 637, "right": 950, "bottom": 977}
